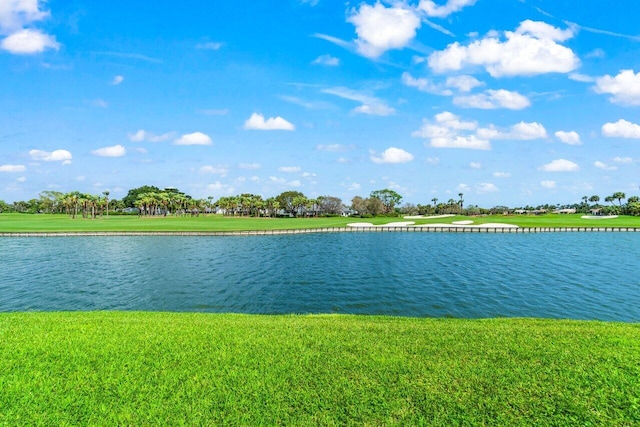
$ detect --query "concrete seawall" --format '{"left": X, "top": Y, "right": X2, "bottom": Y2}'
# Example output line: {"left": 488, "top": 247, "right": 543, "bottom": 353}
{"left": 1, "top": 226, "right": 639, "bottom": 237}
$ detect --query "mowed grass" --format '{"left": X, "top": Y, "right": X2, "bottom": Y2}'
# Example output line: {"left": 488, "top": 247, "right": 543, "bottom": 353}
{"left": 0, "top": 312, "right": 638, "bottom": 425}
{"left": 1, "top": 212, "right": 640, "bottom": 232}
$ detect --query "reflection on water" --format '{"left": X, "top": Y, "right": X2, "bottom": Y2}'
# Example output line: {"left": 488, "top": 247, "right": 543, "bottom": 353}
{"left": 1, "top": 233, "right": 639, "bottom": 321}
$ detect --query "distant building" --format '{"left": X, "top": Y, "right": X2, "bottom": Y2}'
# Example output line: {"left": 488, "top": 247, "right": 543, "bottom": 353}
{"left": 553, "top": 208, "right": 576, "bottom": 214}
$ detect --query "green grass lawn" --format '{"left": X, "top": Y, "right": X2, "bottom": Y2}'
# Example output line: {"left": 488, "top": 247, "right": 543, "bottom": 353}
{"left": 1, "top": 212, "right": 640, "bottom": 232}
{"left": 0, "top": 312, "right": 638, "bottom": 425}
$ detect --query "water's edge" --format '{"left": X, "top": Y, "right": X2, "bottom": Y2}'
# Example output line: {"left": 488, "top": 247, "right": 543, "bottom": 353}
{"left": 1, "top": 226, "right": 639, "bottom": 237}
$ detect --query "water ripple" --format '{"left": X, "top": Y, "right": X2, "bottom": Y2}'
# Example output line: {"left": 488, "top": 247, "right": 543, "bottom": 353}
{"left": 1, "top": 234, "right": 639, "bottom": 321}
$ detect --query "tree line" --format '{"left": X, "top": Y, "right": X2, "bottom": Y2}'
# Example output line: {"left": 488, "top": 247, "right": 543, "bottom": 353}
{"left": 2, "top": 187, "right": 640, "bottom": 217}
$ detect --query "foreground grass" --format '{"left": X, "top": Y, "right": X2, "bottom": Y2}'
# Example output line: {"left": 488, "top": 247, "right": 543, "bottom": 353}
{"left": 1, "top": 213, "right": 640, "bottom": 232}
{"left": 0, "top": 313, "right": 638, "bottom": 425}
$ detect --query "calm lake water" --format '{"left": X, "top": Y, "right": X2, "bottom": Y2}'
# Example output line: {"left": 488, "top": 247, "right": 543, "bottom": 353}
{"left": 1, "top": 233, "right": 639, "bottom": 321}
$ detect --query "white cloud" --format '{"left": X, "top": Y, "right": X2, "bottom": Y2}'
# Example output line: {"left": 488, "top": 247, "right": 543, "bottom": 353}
{"left": 418, "top": 0, "right": 477, "bottom": 18}
{"left": 174, "top": 132, "right": 213, "bottom": 145}
{"left": 1, "top": 28, "right": 59, "bottom": 54}
{"left": 196, "top": 42, "right": 223, "bottom": 50}
{"left": 111, "top": 75, "right": 124, "bottom": 85}
{"left": 0, "top": 164, "right": 26, "bottom": 172}
{"left": 91, "top": 144, "right": 126, "bottom": 157}
{"left": 323, "top": 87, "right": 395, "bottom": 116}
{"left": 594, "top": 161, "right": 617, "bottom": 171}
{"left": 16, "top": 176, "right": 26, "bottom": 182}
{"left": 288, "top": 180, "right": 302, "bottom": 187}
{"left": 426, "top": 157, "right": 440, "bottom": 165}
{"left": 0, "top": 1, "right": 59, "bottom": 55}
{"left": 428, "top": 20, "right": 579, "bottom": 77}
{"left": 445, "top": 75, "right": 484, "bottom": 92}
{"left": 370, "top": 147, "right": 414, "bottom": 164}
{"left": 613, "top": 157, "right": 633, "bottom": 164}
{"left": 0, "top": 0, "right": 49, "bottom": 33}
{"left": 493, "top": 172, "right": 511, "bottom": 178}
{"left": 540, "top": 180, "right": 557, "bottom": 189}
{"left": 243, "top": 113, "right": 295, "bottom": 131}
{"left": 432, "top": 111, "right": 478, "bottom": 131}
{"left": 200, "top": 165, "right": 229, "bottom": 175}
{"left": 476, "top": 182, "right": 499, "bottom": 193}
{"left": 29, "top": 149, "right": 72, "bottom": 163}
{"left": 453, "top": 89, "right": 530, "bottom": 110}
{"left": 278, "top": 166, "right": 301, "bottom": 173}
{"left": 602, "top": 119, "right": 640, "bottom": 139}
{"left": 238, "top": 163, "right": 261, "bottom": 170}
{"left": 312, "top": 54, "right": 340, "bottom": 66}
{"left": 412, "top": 111, "right": 489, "bottom": 150}
{"left": 469, "top": 162, "right": 482, "bottom": 169}
{"left": 316, "top": 144, "right": 352, "bottom": 152}
{"left": 594, "top": 69, "right": 640, "bottom": 105}
{"left": 128, "top": 129, "right": 175, "bottom": 142}
{"left": 207, "top": 181, "right": 235, "bottom": 194}
{"left": 348, "top": 2, "right": 421, "bottom": 58}
{"left": 414, "top": 111, "right": 546, "bottom": 150}
{"left": 347, "top": 182, "right": 362, "bottom": 191}
{"left": 401, "top": 72, "right": 451, "bottom": 95}
{"left": 430, "top": 135, "right": 490, "bottom": 150}
{"left": 555, "top": 130, "right": 581, "bottom": 145}
{"left": 477, "top": 122, "right": 547, "bottom": 140}
{"left": 539, "top": 159, "right": 579, "bottom": 172}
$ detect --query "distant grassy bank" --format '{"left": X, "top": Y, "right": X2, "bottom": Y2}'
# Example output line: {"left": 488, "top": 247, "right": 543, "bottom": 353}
{"left": 1, "top": 212, "right": 640, "bottom": 232}
{"left": 0, "top": 313, "right": 638, "bottom": 425}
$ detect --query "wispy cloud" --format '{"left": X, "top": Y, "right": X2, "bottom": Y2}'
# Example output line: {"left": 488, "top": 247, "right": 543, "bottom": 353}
{"left": 311, "top": 33, "right": 353, "bottom": 50}
{"left": 312, "top": 54, "right": 340, "bottom": 66}
{"left": 196, "top": 42, "right": 223, "bottom": 50}
{"left": 91, "top": 51, "right": 163, "bottom": 64}
{"left": 0, "top": 164, "right": 26, "bottom": 172}
{"left": 322, "top": 87, "right": 395, "bottom": 116}
{"left": 198, "top": 108, "right": 229, "bottom": 116}
{"left": 128, "top": 130, "right": 175, "bottom": 142}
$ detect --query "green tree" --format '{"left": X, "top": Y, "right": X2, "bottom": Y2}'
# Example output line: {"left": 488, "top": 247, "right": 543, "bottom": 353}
{"left": 123, "top": 185, "right": 161, "bottom": 208}
{"left": 351, "top": 196, "right": 367, "bottom": 215}
{"left": 370, "top": 189, "right": 402, "bottom": 214}
{"left": 319, "top": 196, "right": 343, "bottom": 215}
{"left": 276, "top": 191, "right": 305, "bottom": 216}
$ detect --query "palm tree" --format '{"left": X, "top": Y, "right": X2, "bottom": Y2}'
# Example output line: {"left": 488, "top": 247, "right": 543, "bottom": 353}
{"left": 447, "top": 198, "right": 456, "bottom": 214}
{"left": 612, "top": 192, "right": 626, "bottom": 206}
{"left": 103, "top": 191, "right": 110, "bottom": 217}
{"left": 458, "top": 193, "right": 464, "bottom": 211}
{"left": 431, "top": 197, "right": 438, "bottom": 214}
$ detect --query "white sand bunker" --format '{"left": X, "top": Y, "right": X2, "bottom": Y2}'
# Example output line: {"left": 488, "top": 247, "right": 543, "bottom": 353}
{"left": 452, "top": 220, "right": 474, "bottom": 225}
{"left": 347, "top": 221, "right": 416, "bottom": 227}
{"left": 404, "top": 214, "right": 455, "bottom": 219}
{"left": 581, "top": 215, "right": 619, "bottom": 219}
{"left": 417, "top": 222, "right": 519, "bottom": 228}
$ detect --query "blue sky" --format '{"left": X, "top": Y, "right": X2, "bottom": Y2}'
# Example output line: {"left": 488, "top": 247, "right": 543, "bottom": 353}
{"left": 1, "top": 0, "right": 640, "bottom": 207}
